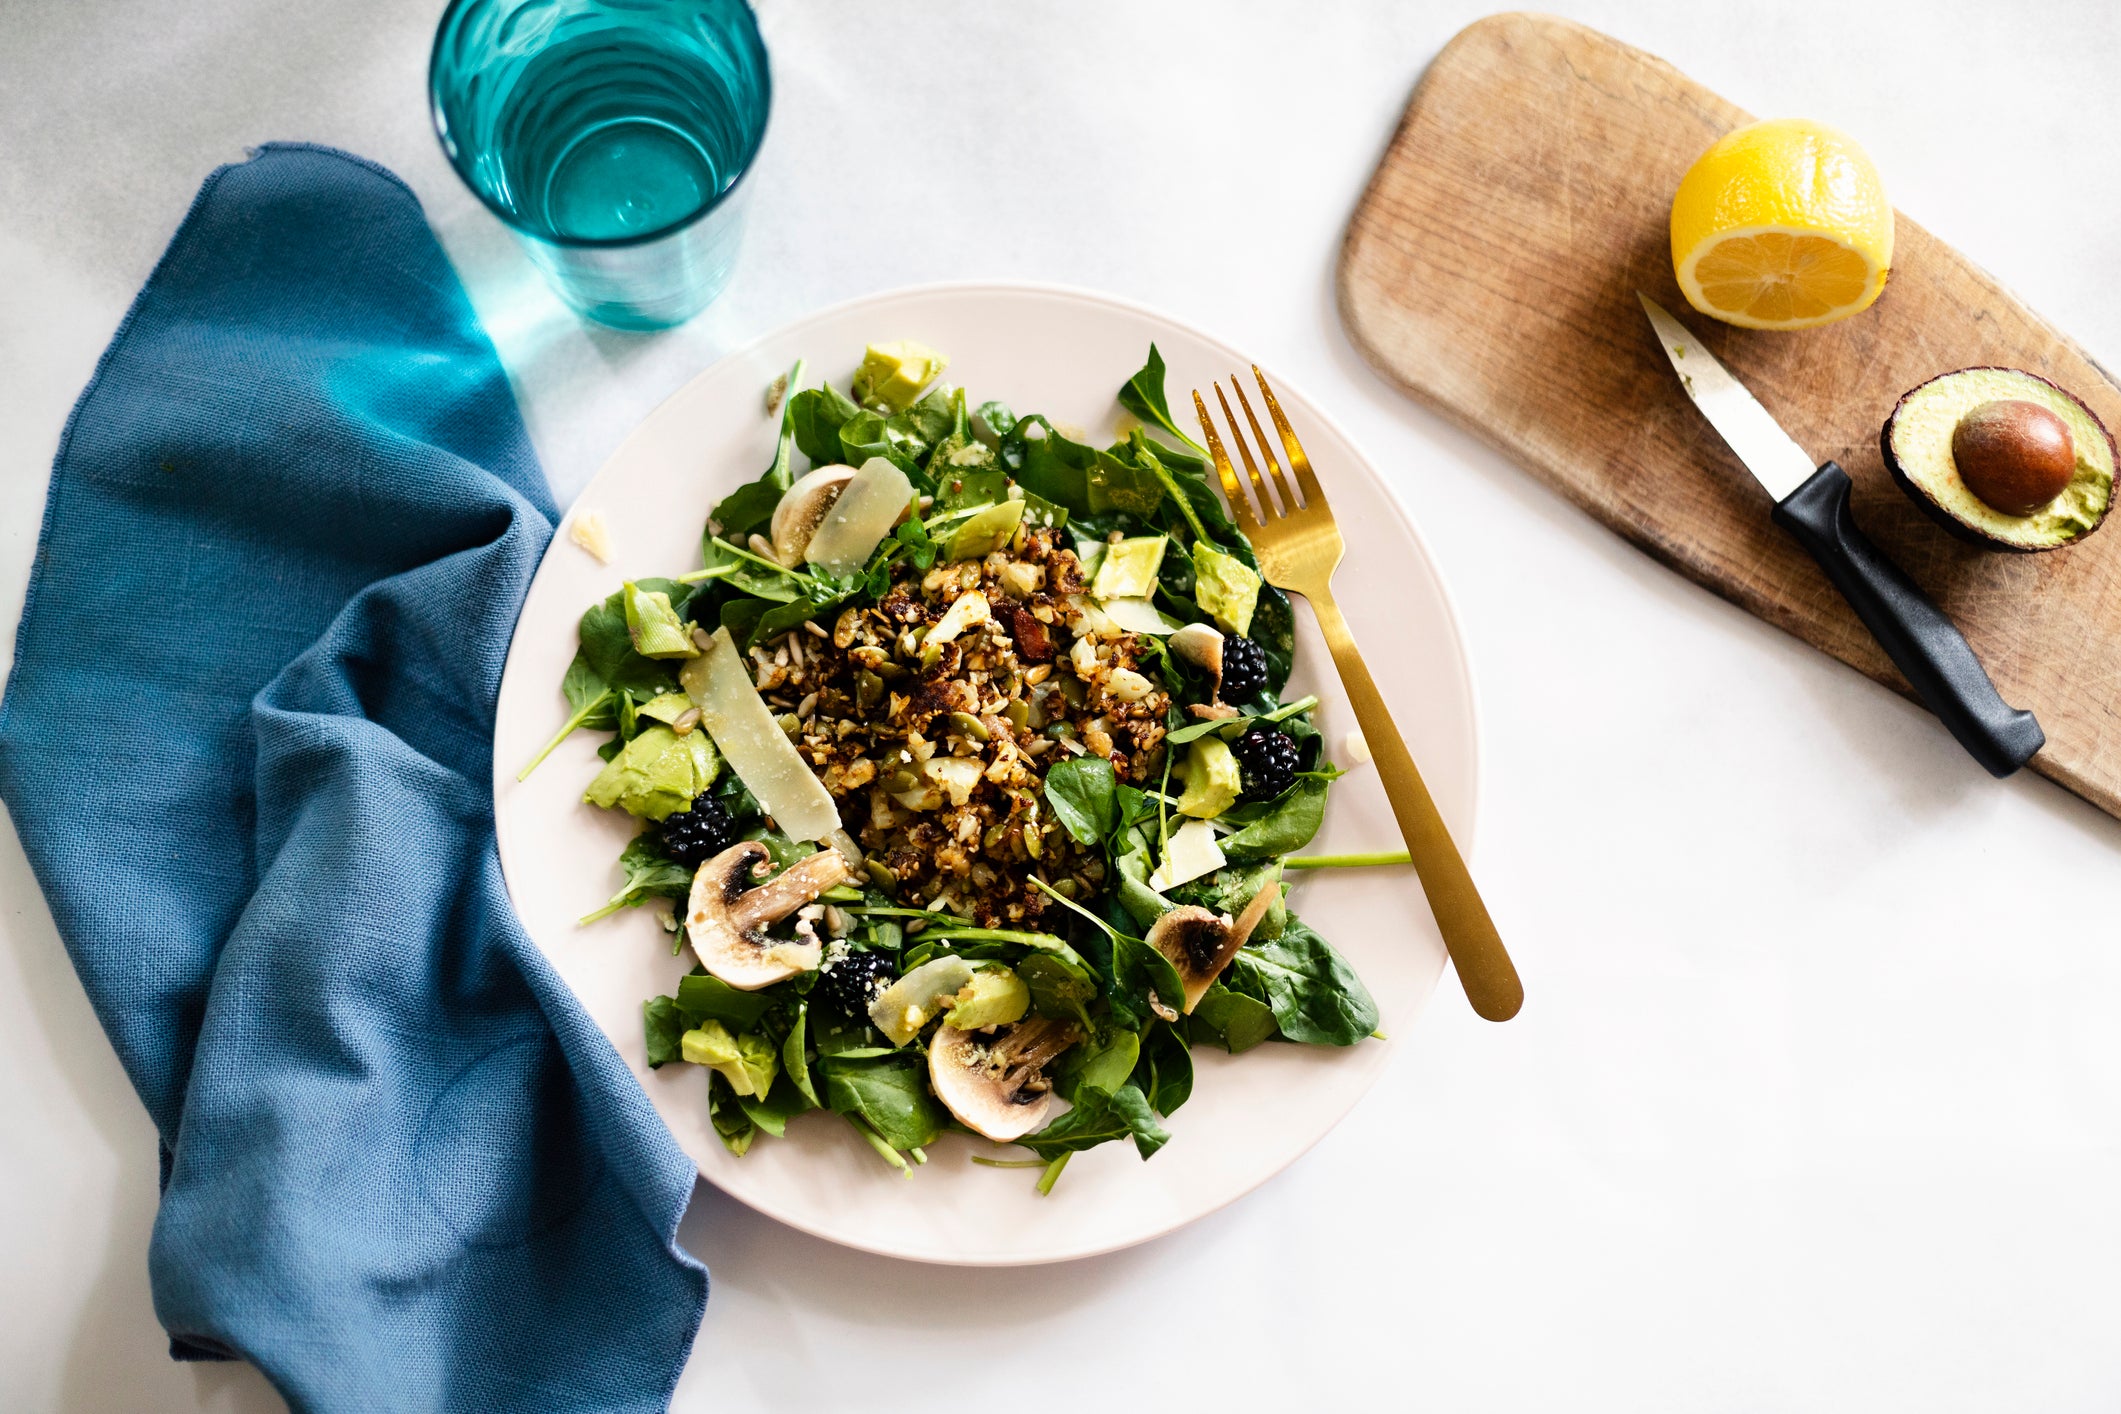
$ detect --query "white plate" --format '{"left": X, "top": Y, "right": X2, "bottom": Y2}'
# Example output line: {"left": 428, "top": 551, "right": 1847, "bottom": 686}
{"left": 493, "top": 282, "right": 1477, "bottom": 1265}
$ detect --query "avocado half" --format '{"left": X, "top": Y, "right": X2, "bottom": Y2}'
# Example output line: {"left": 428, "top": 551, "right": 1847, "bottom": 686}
{"left": 1881, "top": 367, "right": 2115, "bottom": 552}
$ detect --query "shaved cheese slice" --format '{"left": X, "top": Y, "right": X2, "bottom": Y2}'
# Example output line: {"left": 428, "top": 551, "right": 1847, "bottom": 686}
{"left": 1148, "top": 817, "right": 1226, "bottom": 892}
{"left": 681, "top": 628, "right": 842, "bottom": 842}
{"left": 804, "top": 457, "right": 914, "bottom": 576}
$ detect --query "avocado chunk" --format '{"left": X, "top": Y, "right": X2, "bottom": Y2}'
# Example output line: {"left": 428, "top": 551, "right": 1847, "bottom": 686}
{"left": 680, "top": 1020, "right": 778, "bottom": 1098}
{"left": 623, "top": 581, "right": 699, "bottom": 659}
{"left": 945, "top": 498, "right": 1025, "bottom": 561}
{"left": 1882, "top": 367, "right": 2114, "bottom": 552}
{"left": 944, "top": 967, "right": 1031, "bottom": 1030}
{"left": 852, "top": 340, "right": 948, "bottom": 414}
{"left": 1192, "top": 542, "right": 1261, "bottom": 636}
{"left": 584, "top": 725, "right": 719, "bottom": 820}
{"left": 1176, "top": 736, "right": 1242, "bottom": 819}
{"left": 1091, "top": 534, "right": 1167, "bottom": 599}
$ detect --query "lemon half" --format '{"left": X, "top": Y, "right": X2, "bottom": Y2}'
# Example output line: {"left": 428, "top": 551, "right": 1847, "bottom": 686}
{"left": 1670, "top": 119, "right": 1894, "bottom": 331}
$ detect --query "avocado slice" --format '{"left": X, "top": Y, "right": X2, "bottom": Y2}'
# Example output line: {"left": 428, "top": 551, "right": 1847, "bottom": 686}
{"left": 1192, "top": 542, "right": 1261, "bottom": 636}
{"left": 944, "top": 967, "right": 1031, "bottom": 1030}
{"left": 1882, "top": 367, "right": 2114, "bottom": 552}
{"left": 852, "top": 340, "right": 948, "bottom": 414}
{"left": 1091, "top": 534, "right": 1167, "bottom": 599}
{"left": 1175, "top": 736, "right": 1242, "bottom": 819}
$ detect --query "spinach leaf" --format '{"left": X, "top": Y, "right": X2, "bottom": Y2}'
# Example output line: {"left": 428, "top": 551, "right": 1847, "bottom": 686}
{"left": 783, "top": 1002, "right": 820, "bottom": 1108}
{"left": 643, "top": 994, "right": 687, "bottom": 1069}
{"left": 562, "top": 651, "right": 618, "bottom": 729}
{"left": 974, "top": 400, "right": 1016, "bottom": 441}
{"left": 579, "top": 585, "right": 683, "bottom": 698}
{"left": 1172, "top": 859, "right": 1286, "bottom": 942}
{"left": 737, "top": 1069, "right": 817, "bottom": 1138}
{"left": 1188, "top": 983, "right": 1279, "bottom": 1053}
{"left": 1112, "top": 827, "right": 1171, "bottom": 933}
{"left": 838, "top": 410, "right": 920, "bottom": 475}
{"left": 676, "top": 972, "right": 776, "bottom": 1031}
{"left": 700, "top": 535, "right": 805, "bottom": 603}
{"left": 708, "top": 1078, "right": 757, "bottom": 1156}
{"left": 1224, "top": 916, "right": 1378, "bottom": 1046}
{"left": 788, "top": 383, "right": 859, "bottom": 467}
{"left": 582, "top": 832, "right": 695, "bottom": 924}
{"left": 888, "top": 384, "right": 954, "bottom": 463}
{"left": 1117, "top": 344, "right": 1209, "bottom": 458}
{"left": 1219, "top": 776, "right": 1328, "bottom": 858}
{"left": 1017, "top": 1083, "right": 1169, "bottom": 1162}
{"left": 1110, "top": 931, "right": 1186, "bottom": 1031}
{"left": 1003, "top": 416, "right": 1165, "bottom": 518}
{"left": 1058, "top": 1027, "right": 1140, "bottom": 1102}
{"left": 822, "top": 1055, "right": 946, "bottom": 1151}
{"left": 1017, "top": 951, "right": 1099, "bottom": 1032}
{"left": 1134, "top": 1020, "right": 1193, "bottom": 1114}
{"left": 1042, "top": 755, "right": 1118, "bottom": 846}
{"left": 711, "top": 357, "right": 807, "bottom": 539}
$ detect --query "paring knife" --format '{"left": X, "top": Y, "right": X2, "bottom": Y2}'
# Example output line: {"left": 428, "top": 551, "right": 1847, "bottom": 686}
{"left": 1637, "top": 293, "right": 2044, "bottom": 778}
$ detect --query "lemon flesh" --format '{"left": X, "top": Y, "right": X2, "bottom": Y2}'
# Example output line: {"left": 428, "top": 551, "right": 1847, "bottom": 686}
{"left": 1670, "top": 119, "right": 1893, "bottom": 331}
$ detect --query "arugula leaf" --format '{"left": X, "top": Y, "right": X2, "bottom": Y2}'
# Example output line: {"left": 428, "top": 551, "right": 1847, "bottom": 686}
{"left": 676, "top": 972, "right": 776, "bottom": 1031}
{"left": 789, "top": 383, "right": 859, "bottom": 466}
{"left": 822, "top": 1055, "right": 946, "bottom": 1151}
{"left": 1218, "top": 776, "right": 1328, "bottom": 858}
{"left": 1017, "top": 1083, "right": 1169, "bottom": 1163}
{"left": 1188, "top": 983, "right": 1279, "bottom": 1053}
{"left": 582, "top": 832, "right": 695, "bottom": 924}
{"left": 1224, "top": 916, "right": 1379, "bottom": 1046}
{"left": 711, "top": 357, "right": 808, "bottom": 539}
{"left": 1118, "top": 344, "right": 1209, "bottom": 458}
{"left": 643, "top": 994, "right": 687, "bottom": 1069}
{"left": 1042, "top": 755, "right": 1118, "bottom": 846}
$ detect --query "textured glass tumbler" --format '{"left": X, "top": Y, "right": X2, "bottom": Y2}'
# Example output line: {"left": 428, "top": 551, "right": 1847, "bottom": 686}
{"left": 430, "top": 0, "right": 770, "bottom": 331}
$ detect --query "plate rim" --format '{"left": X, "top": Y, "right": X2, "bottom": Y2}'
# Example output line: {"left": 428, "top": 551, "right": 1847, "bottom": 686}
{"left": 492, "top": 278, "right": 1483, "bottom": 1264}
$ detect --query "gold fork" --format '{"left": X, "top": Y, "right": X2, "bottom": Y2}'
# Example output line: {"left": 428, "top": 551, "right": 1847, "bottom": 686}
{"left": 1194, "top": 370, "right": 1523, "bottom": 1022}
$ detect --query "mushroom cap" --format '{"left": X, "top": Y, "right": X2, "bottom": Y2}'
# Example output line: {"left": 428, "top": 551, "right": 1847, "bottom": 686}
{"left": 927, "top": 1023, "right": 1057, "bottom": 1142}
{"left": 769, "top": 465, "right": 857, "bottom": 567}
{"left": 1145, "top": 879, "right": 1280, "bottom": 1013}
{"left": 685, "top": 841, "right": 855, "bottom": 990}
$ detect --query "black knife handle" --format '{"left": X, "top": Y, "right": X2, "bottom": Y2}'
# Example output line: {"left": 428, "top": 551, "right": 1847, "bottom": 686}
{"left": 1771, "top": 462, "right": 2043, "bottom": 778}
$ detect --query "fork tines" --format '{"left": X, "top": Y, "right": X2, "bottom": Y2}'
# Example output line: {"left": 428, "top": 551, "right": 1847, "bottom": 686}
{"left": 1191, "top": 366, "right": 1325, "bottom": 526}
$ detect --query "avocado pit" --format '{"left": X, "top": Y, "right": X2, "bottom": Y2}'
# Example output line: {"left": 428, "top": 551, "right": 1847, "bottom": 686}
{"left": 1951, "top": 399, "right": 2075, "bottom": 517}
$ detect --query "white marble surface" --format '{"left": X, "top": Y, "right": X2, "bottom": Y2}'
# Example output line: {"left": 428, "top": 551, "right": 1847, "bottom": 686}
{"left": 6, "top": 1, "right": 2121, "bottom": 1409}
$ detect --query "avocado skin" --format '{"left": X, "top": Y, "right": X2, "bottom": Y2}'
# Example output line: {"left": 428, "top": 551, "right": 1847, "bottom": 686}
{"left": 1880, "top": 366, "right": 2115, "bottom": 554}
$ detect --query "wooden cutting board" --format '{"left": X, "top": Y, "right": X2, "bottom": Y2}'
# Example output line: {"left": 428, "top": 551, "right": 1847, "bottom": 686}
{"left": 1339, "top": 12, "right": 2121, "bottom": 818}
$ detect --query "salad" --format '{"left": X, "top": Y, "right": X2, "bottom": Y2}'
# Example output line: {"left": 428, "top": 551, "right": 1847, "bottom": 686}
{"left": 523, "top": 341, "right": 1378, "bottom": 1192}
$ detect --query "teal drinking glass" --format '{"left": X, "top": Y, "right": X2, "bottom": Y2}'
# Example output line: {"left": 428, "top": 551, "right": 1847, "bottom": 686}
{"left": 430, "top": 0, "right": 770, "bottom": 331}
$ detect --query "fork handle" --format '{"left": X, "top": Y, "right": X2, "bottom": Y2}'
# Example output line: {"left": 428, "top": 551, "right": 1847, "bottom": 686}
{"left": 1306, "top": 587, "right": 1523, "bottom": 1022}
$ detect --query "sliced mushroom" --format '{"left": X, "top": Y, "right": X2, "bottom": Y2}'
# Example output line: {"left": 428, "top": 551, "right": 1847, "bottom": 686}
{"left": 769, "top": 465, "right": 857, "bottom": 566}
{"left": 1145, "top": 878, "right": 1280, "bottom": 1013}
{"left": 686, "top": 840, "right": 857, "bottom": 990}
{"left": 927, "top": 1017, "right": 1081, "bottom": 1142}
{"left": 1168, "top": 622, "right": 1225, "bottom": 699}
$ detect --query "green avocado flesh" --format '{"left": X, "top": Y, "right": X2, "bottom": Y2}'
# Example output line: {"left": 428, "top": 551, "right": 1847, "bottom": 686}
{"left": 1886, "top": 368, "right": 2113, "bottom": 551}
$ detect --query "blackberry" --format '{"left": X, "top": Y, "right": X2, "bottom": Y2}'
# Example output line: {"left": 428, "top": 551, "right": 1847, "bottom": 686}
{"left": 815, "top": 950, "right": 895, "bottom": 1019}
{"left": 1230, "top": 726, "right": 1301, "bottom": 802}
{"left": 657, "top": 796, "right": 739, "bottom": 867}
{"left": 1220, "top": 636, "right": 1269, "bottom": 703}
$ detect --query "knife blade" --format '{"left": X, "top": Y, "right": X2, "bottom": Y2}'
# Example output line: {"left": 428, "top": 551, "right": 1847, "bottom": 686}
{"left": 1637, "top": 293, "right": 2044, "bottom": 778}
{"left": 1638, "top": 293, "right": 1815, "bottom": 500}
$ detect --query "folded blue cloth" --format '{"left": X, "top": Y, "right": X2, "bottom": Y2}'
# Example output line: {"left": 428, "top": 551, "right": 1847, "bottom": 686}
{"left": 0, "top": 144, "right": 706, "bottom": 1410}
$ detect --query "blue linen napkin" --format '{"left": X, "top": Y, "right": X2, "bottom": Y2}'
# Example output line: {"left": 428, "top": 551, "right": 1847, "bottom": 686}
{"left": 0, "top": 144, "right": 707, "bottom": 1411}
